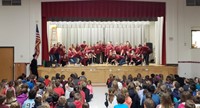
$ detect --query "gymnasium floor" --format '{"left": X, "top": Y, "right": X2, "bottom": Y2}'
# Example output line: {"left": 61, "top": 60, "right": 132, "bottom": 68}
{"left": 89, "top": 85, "right": 108, "bottom": 108}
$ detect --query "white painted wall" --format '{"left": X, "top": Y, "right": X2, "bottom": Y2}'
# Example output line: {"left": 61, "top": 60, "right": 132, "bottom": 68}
{"left": 0, "top": 0, "right": 41, "bottom": 76}
{"left": 160, "top": 0, "right": 200, "bottom": 78}
{"left": 0, "top": 0, "right": 41, "bottom": 65}
{"left": 0, "top": 0, "right": 200, "bottom": 77}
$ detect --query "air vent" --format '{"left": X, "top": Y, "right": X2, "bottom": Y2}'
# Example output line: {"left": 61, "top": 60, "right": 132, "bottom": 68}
{"left": 2, "top": 0, "right": 21, "bottom": 6}
{"left": 186, "top": 0, "right": 200, "bottom": 6}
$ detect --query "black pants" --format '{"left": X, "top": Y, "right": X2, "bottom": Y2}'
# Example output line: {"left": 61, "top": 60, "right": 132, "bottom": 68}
{"left": 61, "top": 60, "right": 67, "bottom": 67}
{"left": 32, "top": 71, "right": 38, "bottom": 79}
{"left": 143, "top": 53, "right": 149, "bottom": 65}
{"left": 95, "top": 53, "right": 100, "bottom": 64}
{"left": 54, "top": 53, "right": 59, "bottom": 63}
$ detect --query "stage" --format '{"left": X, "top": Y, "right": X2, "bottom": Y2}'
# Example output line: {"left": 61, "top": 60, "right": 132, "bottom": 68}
{"left": 38, "top": 64, "right": 177, "bottom": 83}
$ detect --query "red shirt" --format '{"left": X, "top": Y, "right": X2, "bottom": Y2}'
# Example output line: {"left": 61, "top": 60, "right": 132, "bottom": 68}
{"left": 68, "top": 51, "right": 75, "bottom": 59}
{"left": 0, "top": 104, "right": 9, "bottom": 108}
{"left": 59, "top": 49, "right": 65, "bottom": 57}
{"left": 49, "top": 47, "right": 56, "bottom": 55}
{"left": 115, "top": 55, "right": 124, "bottom": 61}
{"left": 101, "top": 44, "right": 106, "bottom": 53}
{"left": 141, "top": 46, "right": 151, "bottom": 54}
{"left": 85, "top": 47, "right": 93, "bottom": 54}
{"left": 80, "top": 44, "right": 87, "bottom": 50}
{"left": 115, "top": 45, "right": 122, "bottom": 54}
{"left": 122, "top": 45, "right": 131, "bottom": 54}
{"left": 74, "top": 100, "right": 82, "bottom": 108}
{"left": 75, "top": 46, "right": 81, "bottom": 52}
{"left": 135, "top": 47, "right": 142, "bottom": 55}
{"left": 107, "top": 55, "right": 115, "bottom": 60}
{"left": 53, "top": 87, "right": 64, "bottom": 97}
{"left": 94, "top": 44, "right": 101, "bottom": 54}
{"left": 44, "top": 79, "right": 51, "bottom": 87}
{"left": 105, "top": 45, "right": 113, "bottom": 56}
{"left": 80, "top": 90, "right": 85, "bottom": 103}
{"left": 55, "top": 47, "right": 62, "bottom": 54}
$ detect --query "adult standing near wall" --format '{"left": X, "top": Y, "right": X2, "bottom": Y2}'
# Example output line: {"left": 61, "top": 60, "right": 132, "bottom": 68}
{"left": 30, "top": 53, "right": 38, "bottom": 78}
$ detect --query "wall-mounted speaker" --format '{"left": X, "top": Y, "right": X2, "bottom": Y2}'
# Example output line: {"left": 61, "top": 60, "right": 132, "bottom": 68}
{"left": 186, "top": 0, "right": 200, "bottom": 6}
{"left": 2, "top": 0, "right": 21, "bottom": 6}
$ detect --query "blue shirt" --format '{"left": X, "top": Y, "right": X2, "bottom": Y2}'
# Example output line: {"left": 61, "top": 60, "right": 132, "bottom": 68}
{"left": 196, "top": 84, "right": 200, "bottom": 90}
{"left": 22, "top": 99, "right": 35, "bottom": 108}
{"left": 26, "top": 81, "right": 34, "bottom": 90}
{"left": 114, "top": 104, "right": 128, "bottom": 108}
{"left": 152, "top": 93, "right": 160, "bottom": 106}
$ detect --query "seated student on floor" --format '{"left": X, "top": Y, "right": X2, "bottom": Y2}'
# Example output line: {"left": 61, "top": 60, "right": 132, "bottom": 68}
{"left": 86, "top": 80, "right": 93, "bottom": 100}
{"left": 114, "top": 94, "right": 128, "bottom": 108}
{"left": 22, "top": 89, "right": 36, "bottom": 108}
{"left": 53, "top": 81, "right": 64, "bottom": 97}
{"left": 0, "top": 95, "right": 9, "bottom": 108}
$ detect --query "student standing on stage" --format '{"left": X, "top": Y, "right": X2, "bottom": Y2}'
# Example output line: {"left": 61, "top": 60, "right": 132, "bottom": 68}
{"left": 141, "top": 43, "right": 151, "bottom": 65}
{"left": 49, "top": 44, "right": 57, "bottom": 62}
{"left": 114, "top": 43, "right": 122, "bottom": 55}
{"left": 94, "top": 42, "right": 101, "bottom": 64}
{"left": 54, "top": 44, "right": 63, "bottom": 63}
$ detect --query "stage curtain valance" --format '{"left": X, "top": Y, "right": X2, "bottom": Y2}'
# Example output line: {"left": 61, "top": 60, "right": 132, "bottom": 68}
{"left": 42, "top": 1, "right": 166, "bottom": 64}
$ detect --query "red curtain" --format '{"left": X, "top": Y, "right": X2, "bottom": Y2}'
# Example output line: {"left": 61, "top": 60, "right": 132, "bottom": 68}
{"left": 42, "top": 1, "right": 166, "bottom": 65}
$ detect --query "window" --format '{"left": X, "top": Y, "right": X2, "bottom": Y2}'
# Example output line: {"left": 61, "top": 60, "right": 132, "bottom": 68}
{"left": 192, "top": 30, "right": 200, "bottom": 48}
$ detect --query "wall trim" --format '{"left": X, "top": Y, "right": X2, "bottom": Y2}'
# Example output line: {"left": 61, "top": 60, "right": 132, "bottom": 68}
{"left": 178, "top": 61, "right": 200, "bottom": 64}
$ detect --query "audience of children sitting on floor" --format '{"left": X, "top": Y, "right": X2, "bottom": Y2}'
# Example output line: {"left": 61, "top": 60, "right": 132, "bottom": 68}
{"left": 1, "top": 71, "right": 200, "bottom": 108}
{"left": 105, "top": 73, "right": 200, "bottom": 108}
{"left": 0, "top": 71, "right": 92, "bottom": 108}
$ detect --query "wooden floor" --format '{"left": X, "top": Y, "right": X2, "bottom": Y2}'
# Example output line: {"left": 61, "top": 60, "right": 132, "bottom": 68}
{"left": 38, "top": 64, "right": 177, "bottom": 83}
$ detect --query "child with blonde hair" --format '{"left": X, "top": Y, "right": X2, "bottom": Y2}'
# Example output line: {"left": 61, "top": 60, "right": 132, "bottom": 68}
{"left": 121, "top": 87, "right": 132, "bottom": 108}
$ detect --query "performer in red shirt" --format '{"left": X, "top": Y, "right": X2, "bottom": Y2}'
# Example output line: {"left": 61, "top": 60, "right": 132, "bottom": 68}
{"left": 121, "top": 41, "right": 132, "bottom": 56}
{"left": 141, "top": 43, "right": 151, "bottom": 65}
{"left": 80, "top": 51, "right": 89, "bottom": 66}
{"left": 114, "top": 43, "right": 122, "bottom": 55}
{"left": 55, "top": 44, "right": 63, "bottom": 63}
{"left": 60, "top": 53, "right": 68, "bottom": 67}
{"left": 135, "top": 44, "right": 143, "bottom": 57}
{"left": 80, "top": 41, "right": 87, "bottom": 51}
{"left": 84, "top": 45, "right": 95, "bottom": 65}
{"left": 126, "top": 50, "right": 133, "bottom": 65}
{"left": 106, "top": 50, "right": 115, "bottom": 65}
{"left": 101, "top": 41, "right": 107, "bottom": 63}
{"left": 75, "top": 43, "right": 81, "bottom": 52}
{"left": 114, "top": 54, "right": 125, "bottom": 66}
{"left": 127, "top": 50, "right": 142, "bottom": 66}
{"left": 49, "top": 44, "right": 57, "bottom": 62}
{"left": 94, "top": 42, "right": 101, "bottom": 64}
{"left": 105, "top": 41, "right": 114, "bottom": 64}
{"left": 59, "top": 45, "right": 66, "bottom": 63}
{"left": 68, "top": 49, "right": 77, "bottom": 64}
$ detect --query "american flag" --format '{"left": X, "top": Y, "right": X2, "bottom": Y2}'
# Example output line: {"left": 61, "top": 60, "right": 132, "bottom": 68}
{"left": 34, "top": 24, "right": 41, "bottom": 57}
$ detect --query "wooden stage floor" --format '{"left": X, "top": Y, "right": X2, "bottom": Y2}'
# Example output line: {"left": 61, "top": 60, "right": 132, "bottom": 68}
{"left": 38, "top": 64, "right": 177, "bottom": 83}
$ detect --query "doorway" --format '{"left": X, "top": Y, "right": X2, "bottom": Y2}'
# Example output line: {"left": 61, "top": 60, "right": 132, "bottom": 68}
{"left": 0, "top": 47, "right": 14, "bottom": 81}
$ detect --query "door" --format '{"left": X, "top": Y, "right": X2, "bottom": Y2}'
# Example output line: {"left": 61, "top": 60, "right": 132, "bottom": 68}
{"left": 0, "top": 47, "right": 14, "bottom": 81}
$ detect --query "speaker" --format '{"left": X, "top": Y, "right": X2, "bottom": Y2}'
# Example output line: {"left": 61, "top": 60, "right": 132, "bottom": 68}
{"left": 2, "top": 0, "right": 21, "bottom": 6}
{"left": 186, "top": 0, "right": 195, "bottom": 6}
{"left": 186, "top": 0, "right": 200, "bottom": 6}
{"left": 146, "top": 42, "right": 153, "bottom": 53}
